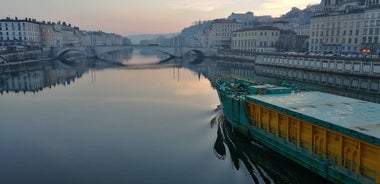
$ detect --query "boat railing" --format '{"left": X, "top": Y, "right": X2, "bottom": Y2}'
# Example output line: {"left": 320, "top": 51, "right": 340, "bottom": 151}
{"left": 219, "top": 74, "right": 257, "bottom": 85}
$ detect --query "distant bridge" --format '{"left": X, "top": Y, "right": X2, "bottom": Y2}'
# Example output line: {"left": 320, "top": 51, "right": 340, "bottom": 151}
{"left": 55, "top": 46, "right": 125, "bottom": 58}
{"left": 129, "top": 45, "right": 216, "bottom": 58}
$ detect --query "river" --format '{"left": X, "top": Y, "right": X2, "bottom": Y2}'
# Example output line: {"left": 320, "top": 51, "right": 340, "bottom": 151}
{"left": 3, "top": 49, "right": 373, "bottom": 183}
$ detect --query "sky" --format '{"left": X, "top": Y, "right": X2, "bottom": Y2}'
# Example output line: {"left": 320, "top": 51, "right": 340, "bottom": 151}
{"left": 0, "top": 0, "right": 320, "bottom": 36}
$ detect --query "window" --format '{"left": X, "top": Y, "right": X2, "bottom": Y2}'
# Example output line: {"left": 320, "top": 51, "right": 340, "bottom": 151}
{"left": 370, "top": 20, "right": 375, "bottom": 27}
{"left": 364, "top": 21, "right": 369, "bottom": 27}
{"left": 369, "top": 28, "right": 374, "bottom": 35}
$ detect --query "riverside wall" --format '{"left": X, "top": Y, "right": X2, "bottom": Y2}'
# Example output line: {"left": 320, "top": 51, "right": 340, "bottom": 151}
{"left": 215, "top": 50, "right": 380, "bottom": 78}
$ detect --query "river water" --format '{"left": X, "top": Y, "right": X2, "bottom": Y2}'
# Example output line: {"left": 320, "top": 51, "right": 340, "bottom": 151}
{"left": 3, "top": 49, "right": 372, "bottom": 184}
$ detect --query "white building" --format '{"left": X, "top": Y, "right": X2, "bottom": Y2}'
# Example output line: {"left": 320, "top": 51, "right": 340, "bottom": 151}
{"left": 0, "top": 17, "right": 41, "bottom": 48}
{"left": 361, "top": 8, "right": 380, "bottom": 54}
{"left": 201, "top": 19, "right": 242, "bottom": 49}
{"left": 1, "top": 17, "right": 123, "bottom": 49}
{"left": 88, "top": 31, "right": 122, "bottom": 46}
{"left": 231, "top": 26, "right": 280, "bottom": 52}
{"left": 309, "top": 0, "right": 380, "bottom": 54}
{"left": 293, "top": 24, "right": 310, "bottom": 36}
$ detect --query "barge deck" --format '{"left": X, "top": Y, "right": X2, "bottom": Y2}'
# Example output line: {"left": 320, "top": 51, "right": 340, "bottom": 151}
{"left": 216, "top": 76, "right": 380, "bottom": 183}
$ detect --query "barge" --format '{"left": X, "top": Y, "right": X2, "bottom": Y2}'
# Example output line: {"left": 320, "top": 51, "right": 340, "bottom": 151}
{"left": 216, "top": 75, "right": 380, "bottom": 184}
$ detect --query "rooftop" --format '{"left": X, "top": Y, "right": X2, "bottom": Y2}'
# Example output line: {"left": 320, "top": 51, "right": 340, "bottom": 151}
{"left": 213, "top": 19, "right": 242, "bottom": 24}
{"left": 233, "top": 26, "right": 280, "bottom": 33}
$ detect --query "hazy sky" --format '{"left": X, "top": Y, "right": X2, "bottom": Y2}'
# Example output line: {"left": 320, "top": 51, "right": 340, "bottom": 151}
{"left": 0, "top": 0, "right": 320, "bottom": 36}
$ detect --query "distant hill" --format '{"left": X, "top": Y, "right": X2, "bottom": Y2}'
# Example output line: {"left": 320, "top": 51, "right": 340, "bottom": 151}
{"left": 279, "top": 5, "right": 318, "bottom": 24}
{"left": 180, "top": 21, "right": 212, "bottom": 38}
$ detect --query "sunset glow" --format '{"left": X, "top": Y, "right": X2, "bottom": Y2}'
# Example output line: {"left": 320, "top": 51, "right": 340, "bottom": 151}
{"left": 0, "top": 0, "right": 320, "bottom": 35}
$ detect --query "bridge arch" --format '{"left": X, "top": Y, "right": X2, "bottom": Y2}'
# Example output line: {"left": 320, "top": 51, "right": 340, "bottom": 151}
{"left": 57, "top": 49, "right": 86, "bottom": 58}
{"left": 187, "top": 49, "right": 205, "bottom": 58}
{"left": 152, "top": 50, "right": 177, "bottom": 58}
{"left": 129, "top": 45, "right": 208, "bottom": 58}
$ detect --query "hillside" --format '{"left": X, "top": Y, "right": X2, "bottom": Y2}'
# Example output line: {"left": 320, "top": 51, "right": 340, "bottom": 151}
{"left": 279, "top": 5, "right": 318, "bottom": 24}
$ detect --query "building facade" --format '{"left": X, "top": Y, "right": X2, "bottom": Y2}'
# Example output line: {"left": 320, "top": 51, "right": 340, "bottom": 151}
{"left": 293, "top": 24, "right": 311, "bottom": 36}
{"left": 0, "top": 17, "right": 123, "bottom": 50}
{"left": 361, "top": 8, "right": 380, "bottom": 54}
{"left": 0, "top": 17, "right": 41, "bottom": 48}
{"left": 309, "top": 0, "right": 380, "bottom": 54}
{"left": 231, "top": 26, "right": 280, "bottom": 52}
{"left": 201, "top": 19, "right": 242, "bottom": 49}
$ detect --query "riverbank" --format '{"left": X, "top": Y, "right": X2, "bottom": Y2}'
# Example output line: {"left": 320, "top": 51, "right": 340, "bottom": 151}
{"left": 0, "top": 49, "right": 53, "bottom": 64}
{"left": 213, "top": 50, "right": 380, "bottom": 78}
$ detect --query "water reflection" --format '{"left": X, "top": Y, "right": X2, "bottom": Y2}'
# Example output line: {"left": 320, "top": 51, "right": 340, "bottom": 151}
{"left": 211, "top": 109, "right": 331, "bottom": 184}
{"left": 0, "top": 50, "right": 371, "bottom": 183}
{"left": 0, "top": 51, "right": 129, "bottom": 94}
{"left": 190, "top": 58, "right": 380, "bottom": 103}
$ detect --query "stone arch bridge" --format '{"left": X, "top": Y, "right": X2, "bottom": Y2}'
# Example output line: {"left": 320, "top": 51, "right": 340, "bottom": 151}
{"left": 55, "top": 46, "right": 125, "bottom": 58}
{"left": 129, "top": 45, "right": 215, "bottom": 58}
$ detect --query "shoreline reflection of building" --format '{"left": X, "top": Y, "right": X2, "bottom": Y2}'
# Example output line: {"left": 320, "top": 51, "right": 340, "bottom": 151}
{"left": 0, "top": 55, "right": 126, "bottom": 94}
{"left": 197, "top": 59, "right": 380, "bottom": 103}
{"left": 0, "top": 61, "right": 87, "bottom": 94}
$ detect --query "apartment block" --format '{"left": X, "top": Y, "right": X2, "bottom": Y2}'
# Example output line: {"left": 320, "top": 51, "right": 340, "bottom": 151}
{"left": 201, "top": 19, "right": 242, "bottom": 49}
{"left": 0, "top": 17, "right": 41, "bottom": 48}
{"left": 309, "top": 0, "right": 380, "bottom": 54}
{"left": 231, "top": 26, "right": 280, "bottom": 52}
